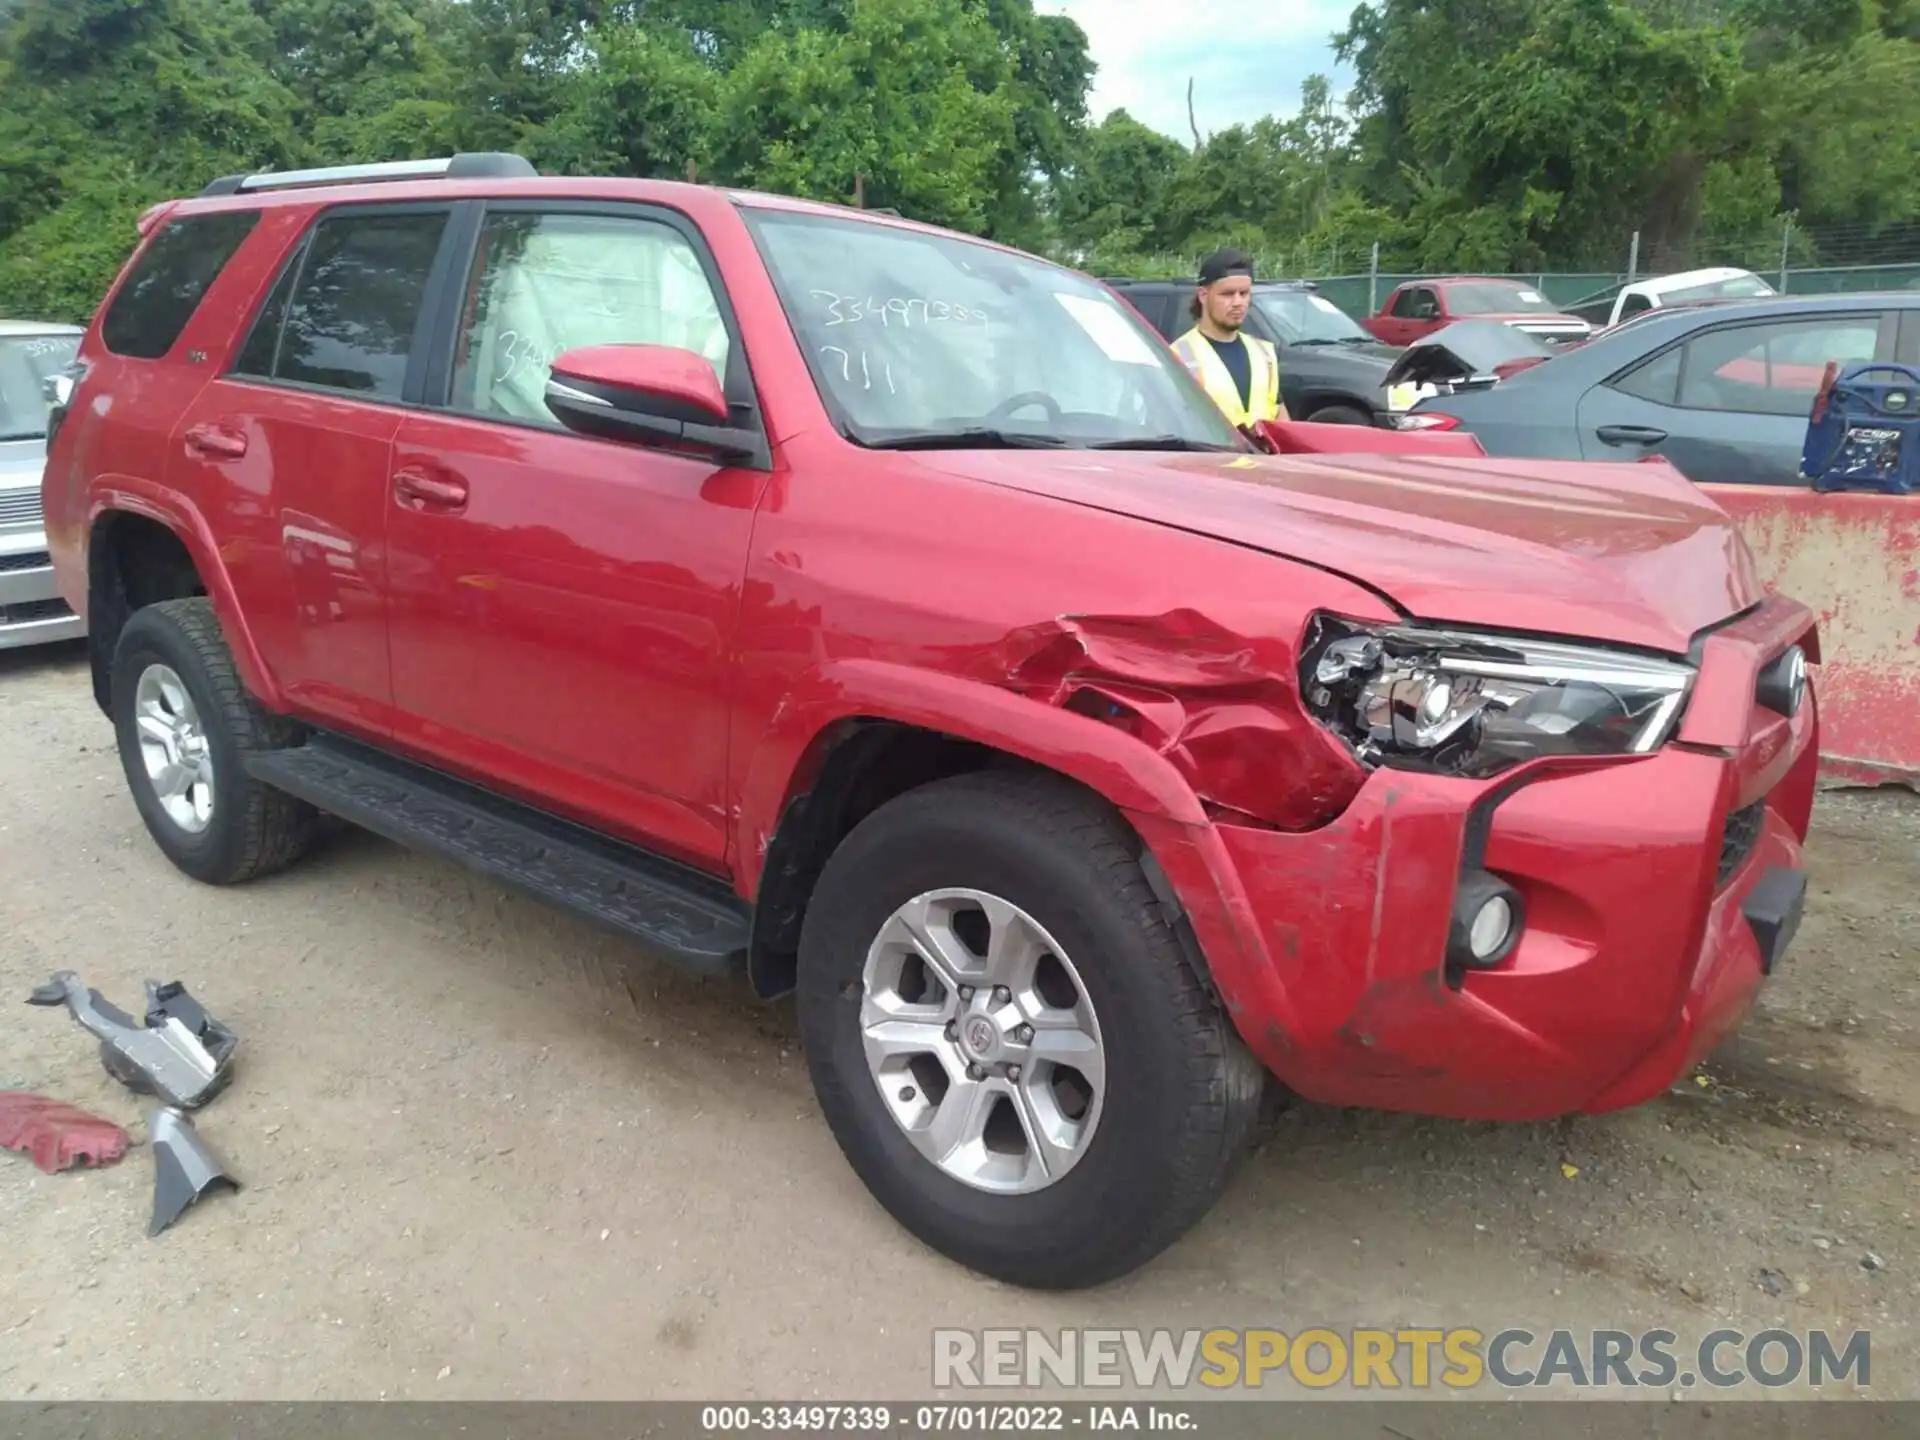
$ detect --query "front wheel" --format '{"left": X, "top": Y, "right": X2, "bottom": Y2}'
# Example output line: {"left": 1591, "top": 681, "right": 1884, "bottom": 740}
{"left": 795, "top": 770, "right": 1265, "bottom": 1289}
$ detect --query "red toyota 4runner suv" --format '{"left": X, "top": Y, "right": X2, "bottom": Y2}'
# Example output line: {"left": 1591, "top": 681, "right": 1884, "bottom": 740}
{"left": 43, "top": 154, "right": 1819, "bottom": 1290}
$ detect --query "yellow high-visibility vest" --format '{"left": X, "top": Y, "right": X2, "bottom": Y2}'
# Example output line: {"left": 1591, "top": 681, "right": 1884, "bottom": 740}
{"left": 1170, "top": 327, "right": 1283, "bottom": 427}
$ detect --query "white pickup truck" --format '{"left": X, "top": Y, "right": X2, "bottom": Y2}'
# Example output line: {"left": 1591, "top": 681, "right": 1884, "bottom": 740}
{"left": 1579, "top": 266, "right": 1778, "bottom": 331}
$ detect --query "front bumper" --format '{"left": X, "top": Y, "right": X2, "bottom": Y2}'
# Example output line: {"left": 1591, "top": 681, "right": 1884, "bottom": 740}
{"left": 1139, "top": 596, "right": 1819, "bottom": 1122}
{"left": 0, "top": 534, "right": 86, "bottom": 650}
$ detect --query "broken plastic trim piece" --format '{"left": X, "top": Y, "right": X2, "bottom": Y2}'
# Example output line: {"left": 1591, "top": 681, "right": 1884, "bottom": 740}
{"left": 148, "top": 1106, "right": 240, "bottom": 1236}
{"left": 0, "top": 1091, "right": 131, "bottom": 1175}
{"left": 26, "top": 972, "right": 238, "bottom": 1109}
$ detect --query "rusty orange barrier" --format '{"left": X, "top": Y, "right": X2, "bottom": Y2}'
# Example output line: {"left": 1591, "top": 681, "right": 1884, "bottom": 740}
{"left": 1703, "top": 486, "right": 1919, "bottom": 786}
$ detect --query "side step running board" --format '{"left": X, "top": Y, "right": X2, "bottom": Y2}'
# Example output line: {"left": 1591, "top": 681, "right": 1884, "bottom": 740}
{"left": 245, "top": 736, "right": 751, "bottom": 979}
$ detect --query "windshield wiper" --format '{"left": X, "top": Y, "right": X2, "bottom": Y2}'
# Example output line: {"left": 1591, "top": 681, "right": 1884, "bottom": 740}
{"left": 858, "top": 427, "right": 1069, "bottom": 451}
{"left": 0, "top": 431, "right": 46, "bottom": 443}
{"left": 1088, "top": 435, "right": 1241, "bottom": 452}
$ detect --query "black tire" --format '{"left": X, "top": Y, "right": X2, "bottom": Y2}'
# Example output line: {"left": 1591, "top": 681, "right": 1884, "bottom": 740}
{"left": 1307, "top": 402, "right": 1373, "bottom": 425}
{"left": 110, "top": 597, "right": 319, "bottom": 885}
{"left": 795, "top": 769, "right": 1265, "bottom": 1290}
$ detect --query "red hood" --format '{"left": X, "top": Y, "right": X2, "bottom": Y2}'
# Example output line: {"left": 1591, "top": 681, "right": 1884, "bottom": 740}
{"left": 913, "top": 449, "right": 1762, "bottom": 654}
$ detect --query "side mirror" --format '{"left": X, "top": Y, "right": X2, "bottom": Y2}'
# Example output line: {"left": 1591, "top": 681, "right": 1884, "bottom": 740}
{"left": 43, "top": 373, "right": 75, "bottom": 407}
{"left": 544, "top": 344, "right": 761, "bottom": 464}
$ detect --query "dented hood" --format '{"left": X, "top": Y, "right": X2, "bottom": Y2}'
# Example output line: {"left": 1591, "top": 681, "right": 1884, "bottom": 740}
{"left": 915, "top": 448, "right": 1761, "bottom": 654}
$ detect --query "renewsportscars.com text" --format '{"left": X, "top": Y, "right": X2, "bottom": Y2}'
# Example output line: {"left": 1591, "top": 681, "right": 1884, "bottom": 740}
{"left": 932, "top": 1327, "right": 1871, "bottom": 1391}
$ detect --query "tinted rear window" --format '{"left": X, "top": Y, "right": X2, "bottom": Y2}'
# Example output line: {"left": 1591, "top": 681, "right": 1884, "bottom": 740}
{"left": 100, "top": 211, "right": 262, "bottom": 359}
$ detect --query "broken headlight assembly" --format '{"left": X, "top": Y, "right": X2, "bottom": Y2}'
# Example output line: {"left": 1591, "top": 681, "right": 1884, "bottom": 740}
{"left": 1299, "top": 616, "right": 1695, "bottom": 778}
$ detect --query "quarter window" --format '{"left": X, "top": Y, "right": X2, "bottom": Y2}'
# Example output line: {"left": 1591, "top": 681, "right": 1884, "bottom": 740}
{"left": 101, "top": 211, "right": 261, "bottom": 360}
{"left": 1610, "top": 345, "right": 1682, "bottom": 404}
{"left": 449, "top": 210, "right": 733, "bottom": 423}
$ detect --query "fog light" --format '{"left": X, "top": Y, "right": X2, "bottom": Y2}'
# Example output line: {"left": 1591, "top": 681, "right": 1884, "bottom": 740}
{"left": 1756, "top": 645, "right": 1807, "bottom": 718}
{"left": 1447, "top": 869, "right": 1524, "bottom": 972}
{"left": 1468, "top": 895, "right": 1513, "bottom": 959}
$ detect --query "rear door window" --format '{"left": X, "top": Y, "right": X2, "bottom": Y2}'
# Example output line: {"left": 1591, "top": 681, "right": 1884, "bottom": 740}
{"left": 235, "top": 208, "right": 453, "bottom": 402}
{"left": 100, "top": 211, "right": 262, "bottom": 360}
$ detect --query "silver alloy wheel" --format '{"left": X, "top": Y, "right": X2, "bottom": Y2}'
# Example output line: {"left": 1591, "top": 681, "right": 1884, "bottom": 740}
{"left": 859, "top": 888, "right": 1107, "bottom": 1194}
{"left": 133, "top": 663, "right": 215, "bottom": 835}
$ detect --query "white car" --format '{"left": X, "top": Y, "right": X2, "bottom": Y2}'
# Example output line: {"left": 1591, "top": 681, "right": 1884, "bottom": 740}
{"left": 1593, "top": 266, "right": 1778, "bottom": 330}
{"left": 1, "top": 319, "right": 87, "bottom": 650}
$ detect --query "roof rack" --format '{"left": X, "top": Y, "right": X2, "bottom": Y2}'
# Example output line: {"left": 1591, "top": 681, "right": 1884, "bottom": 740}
{"left": 199, "top": 152, "right": 538, "bottom": 197}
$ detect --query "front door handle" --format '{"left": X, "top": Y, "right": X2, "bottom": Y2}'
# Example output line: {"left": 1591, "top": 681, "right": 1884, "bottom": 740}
{"left": 184, "top": 422, "right": 247, "bottom": 460}
{"left": 1595, "top": 424, "right": 1668, "bottom": 447}
{"left": 394, "top": 464, "right": 469, "bottom": 511}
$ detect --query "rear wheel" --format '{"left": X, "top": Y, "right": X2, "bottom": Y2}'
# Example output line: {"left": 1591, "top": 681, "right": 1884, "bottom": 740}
{"left": 795, "top": 770, "right": 1264, "bottom": 1289}
{"left": 111, "top": 597, "right": 319, "bottom": 885}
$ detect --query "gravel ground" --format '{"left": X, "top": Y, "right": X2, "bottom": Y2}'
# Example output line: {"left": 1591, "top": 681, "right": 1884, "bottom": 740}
{"left": 1, "top": 637, "right": 1915, "bottom": 1403}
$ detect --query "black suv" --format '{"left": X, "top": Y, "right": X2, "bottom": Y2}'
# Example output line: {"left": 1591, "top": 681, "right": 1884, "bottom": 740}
{"left": 1103, "top": 277, "right": 1411, "bottom": 425}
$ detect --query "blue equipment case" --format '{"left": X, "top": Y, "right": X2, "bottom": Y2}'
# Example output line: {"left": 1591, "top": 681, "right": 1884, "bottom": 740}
{"left": 1799, "top": 362, "right": 1920, "bottom": 494}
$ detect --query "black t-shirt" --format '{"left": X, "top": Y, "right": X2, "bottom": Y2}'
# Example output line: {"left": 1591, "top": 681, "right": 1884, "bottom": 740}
{"left": 1204, "top": 334, "right": 1252, "bottom": 408}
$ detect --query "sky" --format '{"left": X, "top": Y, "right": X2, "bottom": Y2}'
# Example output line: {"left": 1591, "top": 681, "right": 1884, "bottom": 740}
{"left": 1033, "top": 1, "right": 1358, "bottom": 143}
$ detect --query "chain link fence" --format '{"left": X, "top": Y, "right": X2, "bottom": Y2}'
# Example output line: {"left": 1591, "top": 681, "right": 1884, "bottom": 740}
{"left": 1110, "top": 219, "right": 1920, "bottom": 322}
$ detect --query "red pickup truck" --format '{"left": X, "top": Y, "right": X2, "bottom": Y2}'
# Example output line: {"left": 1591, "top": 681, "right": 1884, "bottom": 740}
{"left": 43, "top": 154, "right": 1818, "bottom": 1290}
{"left": 1363, "top": 276, "right": 1593, "bottom": 347}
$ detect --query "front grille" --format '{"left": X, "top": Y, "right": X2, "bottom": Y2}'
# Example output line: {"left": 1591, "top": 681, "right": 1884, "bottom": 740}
{"left": 1718, "top": 800, "right": 1766, "bottom": 887}
{"left": 0, "top": 597, "right": 71, "bottom": 625}
{"left": 0, "top": 490, "right": 44, "bottom": 528}
{"left": 0, "top": 550, "right": 50, "bottom": 574}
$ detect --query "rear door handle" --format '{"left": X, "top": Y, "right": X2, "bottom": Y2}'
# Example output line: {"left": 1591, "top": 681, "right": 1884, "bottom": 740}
{"left": 184, "top": 422, "right": 247, "bottom": 459}
{"left": 393, "top": 464, "right": 469, "bottom": 511}
{"left": 1595, "top": 424, "right": 1668, "bottom": 446}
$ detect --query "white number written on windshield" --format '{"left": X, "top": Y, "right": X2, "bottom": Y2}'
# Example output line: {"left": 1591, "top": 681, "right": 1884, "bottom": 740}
{"left": 809, "top": 290, "right": 994, "bottom": 331}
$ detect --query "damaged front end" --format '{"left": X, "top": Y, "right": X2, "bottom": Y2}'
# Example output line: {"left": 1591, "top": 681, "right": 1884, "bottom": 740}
{"left": 1298, "top": 614, "right": 1697, "bottom": 779}
{"left": 1380, "top": 319, "right": 1559, "bottom": 399}
{"left": 980, "top": 607, "right": 1374, "bottom": 830}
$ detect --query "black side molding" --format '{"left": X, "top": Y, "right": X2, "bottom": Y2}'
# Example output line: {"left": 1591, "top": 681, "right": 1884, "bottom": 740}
{"left": 245, "top": 735, "right": 751, "bottom": 979}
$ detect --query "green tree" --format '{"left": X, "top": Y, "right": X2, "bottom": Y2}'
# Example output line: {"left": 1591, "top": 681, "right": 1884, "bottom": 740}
{"left": 0, "top": 0, "right": 303, "bottom": 318}
{"left": 704, "top": 0, "right": 1021, "bottom": 233}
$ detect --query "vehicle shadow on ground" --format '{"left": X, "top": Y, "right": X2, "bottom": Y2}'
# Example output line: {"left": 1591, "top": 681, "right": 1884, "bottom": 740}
{"left": 264, "top": 796, "right": 1920, "bottom": 1318}
{"left": 0, "top": 637, "right": 88, "bottom": 678}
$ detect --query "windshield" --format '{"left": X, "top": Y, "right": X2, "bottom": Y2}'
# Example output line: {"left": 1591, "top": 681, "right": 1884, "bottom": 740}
{"left": 0, "top": 332, "right": 79, "bottom": 442}
{"left": 1665, "top": 273, "right": 1775, "bottom": 303}
{"left": 741, "top": 208, "right": 1248, "bottom": 451}
{"left": 1444, "top": 282, "right": 1559, "bottom": 315}
{"left": 1252, "top": 290, "right": 1371, "bottom": 344}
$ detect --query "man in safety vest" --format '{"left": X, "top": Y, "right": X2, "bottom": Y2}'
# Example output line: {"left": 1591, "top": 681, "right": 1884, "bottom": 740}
{"left": 1170, "top": 248, "right": 1288, "bottom": 431}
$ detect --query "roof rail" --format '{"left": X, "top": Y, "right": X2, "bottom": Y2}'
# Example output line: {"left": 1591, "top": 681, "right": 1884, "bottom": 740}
{"left": 199, "top": 152, "right": 538, "bottom": 198}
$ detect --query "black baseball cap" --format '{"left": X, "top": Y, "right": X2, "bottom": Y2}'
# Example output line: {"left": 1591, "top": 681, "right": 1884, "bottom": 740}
{"left": 1198, "top": 248, "right": 1255, "bottom": 286}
